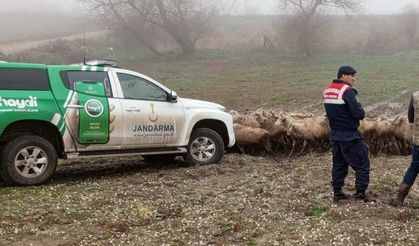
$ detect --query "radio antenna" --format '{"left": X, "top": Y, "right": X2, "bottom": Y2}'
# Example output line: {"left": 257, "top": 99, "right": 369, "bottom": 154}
{"left": 83, "top": 28, "right": 86, "bottom": 65}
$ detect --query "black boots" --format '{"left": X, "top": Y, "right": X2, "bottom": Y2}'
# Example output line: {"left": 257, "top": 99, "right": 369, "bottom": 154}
{"left": 390, "top": 183, "right": 411, "bottom": 207}
{"left": 333, "top": 187, "right": 376, "bottom": 203}
{"left": 333, "top": 187, "right": 350, "bottom": 203}
{"left": 355, "top": 189, "right": 376, "bottom": 203}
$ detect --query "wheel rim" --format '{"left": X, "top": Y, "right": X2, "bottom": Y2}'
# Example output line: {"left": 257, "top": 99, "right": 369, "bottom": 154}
{"left": 14, "top": 146, "right": 48, "bottom": 178}
{"left": 190, "top": 137, "right": 216, "bottom": 162}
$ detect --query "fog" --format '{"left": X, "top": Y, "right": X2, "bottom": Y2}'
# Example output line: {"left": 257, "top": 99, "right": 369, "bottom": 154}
{"left": 0, "top": 0, "right": 82, "bottom": 14}
{"left": 1, "top": 0, "right": 419, "bottom": 58}
{"left": 0, "top": 0, "right": 418, "bottom": 15}
{"left": 235, "top": 0, "right": 419, "bottom": 15}
{"left": 363, "top": 0, "right": 419, "bottom": 14}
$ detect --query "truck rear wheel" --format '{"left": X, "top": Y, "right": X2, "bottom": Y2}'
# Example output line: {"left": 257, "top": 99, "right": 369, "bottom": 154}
{"left": 0, "top": 135, "right": 57, "bottom": 186}
{"left": 185, "top": 128, "right": 224, "bottom": 165}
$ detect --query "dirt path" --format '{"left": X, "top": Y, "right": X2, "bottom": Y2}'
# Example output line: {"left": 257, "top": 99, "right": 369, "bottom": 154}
{"left": 0, "top": 30, "right": 109, "bottom": 55}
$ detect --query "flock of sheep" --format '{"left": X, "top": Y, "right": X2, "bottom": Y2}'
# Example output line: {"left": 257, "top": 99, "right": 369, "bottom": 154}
{"left": 230, "top": 108, "right": 413, "bottom": 157}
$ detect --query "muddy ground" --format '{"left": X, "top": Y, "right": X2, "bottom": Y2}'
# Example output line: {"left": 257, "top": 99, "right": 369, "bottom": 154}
{"left": 1, "top": 152, "right": 419, "bottom": 245}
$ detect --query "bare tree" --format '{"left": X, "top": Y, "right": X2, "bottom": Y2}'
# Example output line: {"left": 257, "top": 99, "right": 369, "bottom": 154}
{"left": 150, "top": 0, "right": 218, "bottom": 54}
{"left": 277, "top": 0, "right": 362, "bottom": 56}
{"left": 80, "top": 0, "right": 163, "bottom": 55}
{"left": 401, "top": 3, "right": 419, "bottom": 49}
{"left": 80, "top": 0, "right": 220, "bottom": 54}
{"left": 277, "top": 13, "right": 331, "bottom": 56}
{"left": 279, "top": 0, "right": 361, "bottom": 16}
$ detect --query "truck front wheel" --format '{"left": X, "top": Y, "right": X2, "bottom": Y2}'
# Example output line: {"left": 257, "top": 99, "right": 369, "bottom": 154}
{"left": 0, "top": 135, "right": 57, "bottom": 186}
{"left": 185, "top": 128, "right": 225, "bottom": 165}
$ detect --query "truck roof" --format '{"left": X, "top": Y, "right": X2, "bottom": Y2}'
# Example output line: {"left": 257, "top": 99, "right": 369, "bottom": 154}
{"left": 0, "top": 60, "right": 115, "bottom": 71}
{"left": 0, "top": 61, "right": 47, "bottom": 69}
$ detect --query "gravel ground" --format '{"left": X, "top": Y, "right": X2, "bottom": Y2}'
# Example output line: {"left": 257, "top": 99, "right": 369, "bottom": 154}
{"left": 1, "top": 153, "right": 419, "bottom": 245}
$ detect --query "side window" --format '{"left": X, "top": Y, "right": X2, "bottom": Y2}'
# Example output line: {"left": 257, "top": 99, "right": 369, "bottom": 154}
{"left": 0, "top": 68, "right": 49, "bottom": 90}
{"left": 59, "top": 71, "right": 112, "bottom": 97}
{"left": 117, "top": 73, "right": 168, "bottom": 101}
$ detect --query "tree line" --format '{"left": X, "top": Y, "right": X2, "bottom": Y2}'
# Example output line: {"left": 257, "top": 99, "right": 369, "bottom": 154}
{"left": 80, "top": 0, "right": 419, "bottom": 56}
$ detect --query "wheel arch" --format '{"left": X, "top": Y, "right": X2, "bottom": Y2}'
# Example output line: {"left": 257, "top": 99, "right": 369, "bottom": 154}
{"left": 0, "top": 120, "right": 65, "bottom": 158}
{"left": 192, "top": 119, "right": 229, "bottom": 147}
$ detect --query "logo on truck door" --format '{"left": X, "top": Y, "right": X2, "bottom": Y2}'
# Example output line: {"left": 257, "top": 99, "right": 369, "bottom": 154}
{"left": 132, "top": 103, "right": 175, "bottom": 138}
{"left": 84, "top": 99, "right": 104, "bottom": 118}
{"left": 149, "top": 103, "right": 158, "bottom": 122}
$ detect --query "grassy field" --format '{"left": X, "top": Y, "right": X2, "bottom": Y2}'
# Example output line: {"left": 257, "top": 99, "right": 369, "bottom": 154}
{"left": 118, "top": 50, "right": 419, "bottom": 114}
{"left": 9, "top": 40, "right": 418, "bottom": 115}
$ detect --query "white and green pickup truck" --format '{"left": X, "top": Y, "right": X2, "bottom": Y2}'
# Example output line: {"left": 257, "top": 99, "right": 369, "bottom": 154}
{"left": 0, "top": 60, "right": 235, "bottom": 185}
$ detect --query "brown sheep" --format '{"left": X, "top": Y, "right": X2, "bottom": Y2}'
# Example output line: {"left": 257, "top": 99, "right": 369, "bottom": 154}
{"left": 234, "top": 115, "right": 261, "bottom": 128}
{"left": 359, "top": 117, "right": 376, "bottom": 137}
{"left": 258, "top": 112, "right": 280, "bottom": 133}
{"left": 272, "top": 119, "right": 288, "bottom": 141}
{"left": 268, "top": 119, "right": 289, "bottom": 152}
{"left": 233, "top": 124, "right": 272, "bottom": 153}
{"left": 254, "top": 108, "right": 280, "bottom": 119}
{"left": 230, "top": 109, "right": 414, "bottom": 157}
{"left": 286, "top": 116, "right": 330, "bottom": 156}
{"left": 289, "top": 112, "right": 315, "bottom": 119}
{"left": 275, "top": 113, "right": 329, "bottom": 156}
{"left": 372, "top": 117, "right": 399, "bottom": 155}
{"left": 393, "top": 116, "right": 413, "bottom": 154}
{"left": 358, "top": 117, "right": 377, "bottom": 154}
{"left": 228, "top": 110, "right": 241, "bottom": 122}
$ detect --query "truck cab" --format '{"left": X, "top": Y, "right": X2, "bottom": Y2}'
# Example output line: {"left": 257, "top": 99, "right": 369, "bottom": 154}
{"left": 0, "top": 60, "right": 235, "bottom": 185}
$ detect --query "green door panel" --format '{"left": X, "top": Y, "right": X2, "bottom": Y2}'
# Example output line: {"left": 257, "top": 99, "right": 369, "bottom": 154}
{"left": 75, "top": 81, "right": 109, "bottom": 144}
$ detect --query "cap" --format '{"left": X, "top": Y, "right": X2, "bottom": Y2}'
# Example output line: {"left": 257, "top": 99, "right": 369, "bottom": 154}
{"left": 337, "top": 65, "right": 357, "bottom": 78}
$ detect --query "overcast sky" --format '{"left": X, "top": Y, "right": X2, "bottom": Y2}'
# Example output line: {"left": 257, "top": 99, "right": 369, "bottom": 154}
{"left": 0, "top": 0, "right": 418, "bottom": 15}
{"left": 0, "top": 0, "right": 81, "bottom": 14}
{"left": 363, "top": 0, "right": 418, "bottom": 14}
{"left": 237, "top": 0, "right": 419, "bottom": 15}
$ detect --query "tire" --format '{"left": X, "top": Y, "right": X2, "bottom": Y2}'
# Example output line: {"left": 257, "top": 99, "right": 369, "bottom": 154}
{"left": 0, "top": 135, "right": 57, "bottom": 186}
{"left": 142, "top": 154, "right": 177, "bottom": 164}
{"left": 185, "top": 128, "right": 224, "bottom": 165}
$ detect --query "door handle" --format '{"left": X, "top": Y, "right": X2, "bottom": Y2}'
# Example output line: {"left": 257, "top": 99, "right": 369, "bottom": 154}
{"left": 125, "top": 108, "right": 142, "bottom": 112}
{"left": 66, "top": 105, "right": 84, "bottom": 108}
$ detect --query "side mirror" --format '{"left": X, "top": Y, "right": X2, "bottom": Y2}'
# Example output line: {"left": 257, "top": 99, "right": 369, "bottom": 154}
{"left": 169, "top": 91, "right": 178, "bottom": 103}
